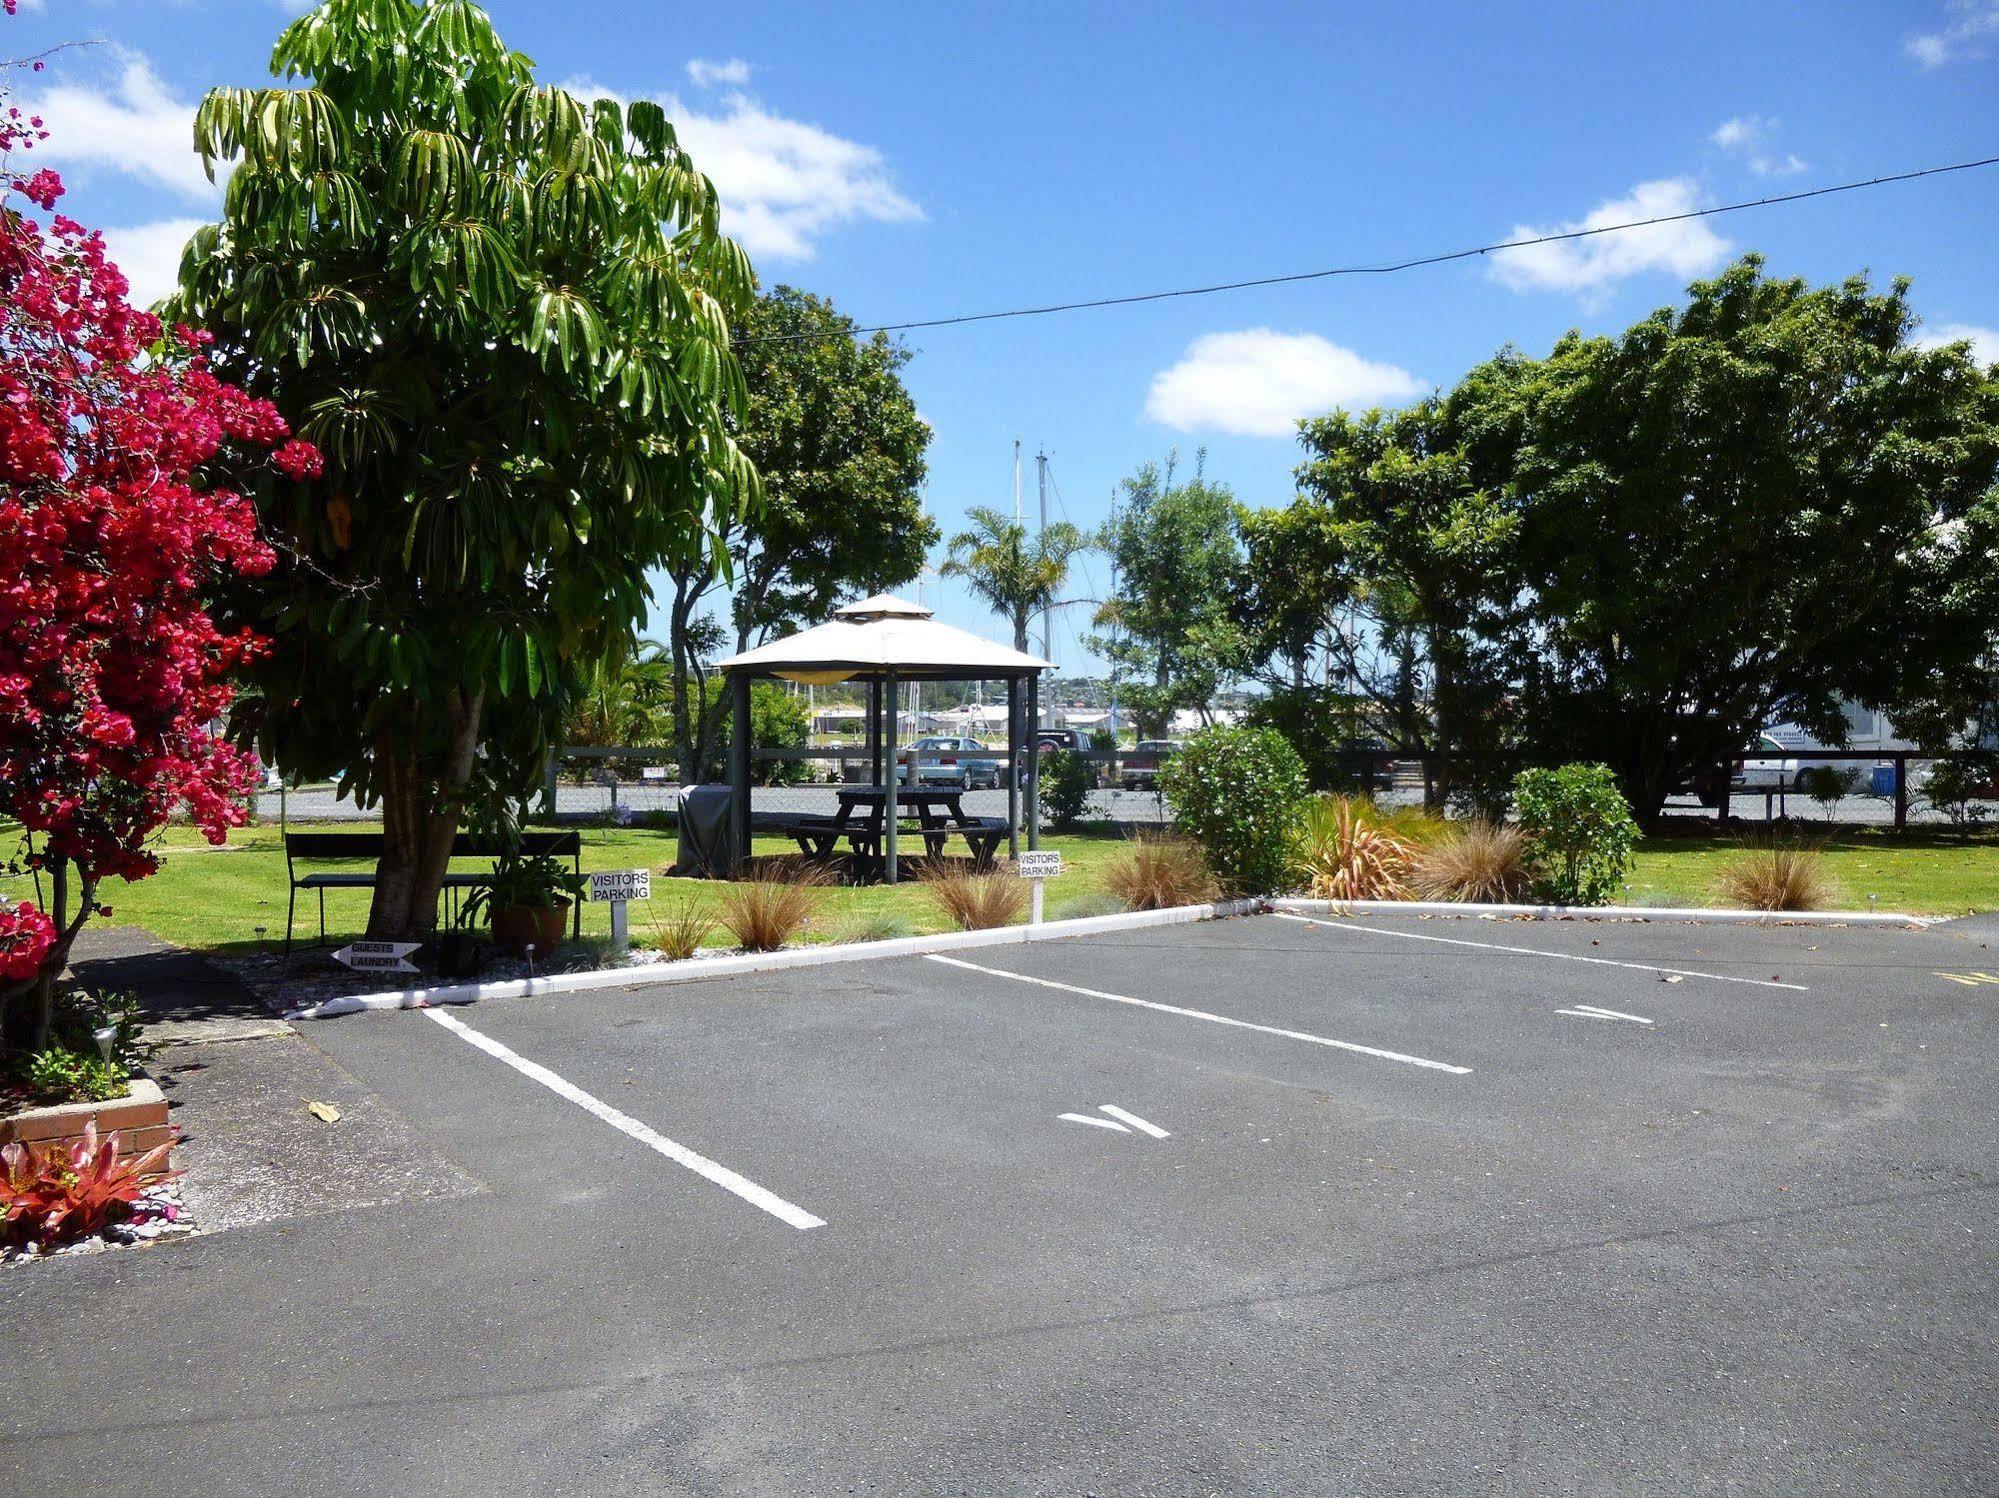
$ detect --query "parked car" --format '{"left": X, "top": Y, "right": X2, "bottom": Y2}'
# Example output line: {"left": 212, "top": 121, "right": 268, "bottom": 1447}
{"left": 895, "top": 735, "right": 1001, "bottom": 790}
{"left": 1034, "top": 728, "right": 1086, "bottom": 753}
{"left": 1732, "top": 734, "right": 1799, "bottom": 791}
{"left": 1120, "top": 739, "right": 1184, "bottom": 790}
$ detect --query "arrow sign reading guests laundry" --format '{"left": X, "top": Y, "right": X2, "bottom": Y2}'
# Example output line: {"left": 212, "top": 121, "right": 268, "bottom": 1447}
{"left": 1058, "top": 1104, "right": 1170, "bottom": 1138}
{"left": 333, "top": 940, "right": 420, "bottom": 974}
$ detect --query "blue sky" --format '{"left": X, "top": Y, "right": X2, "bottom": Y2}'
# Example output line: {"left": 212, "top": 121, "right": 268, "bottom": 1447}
{"left": 9, "top": 0, "right": 1999, "bottom": 672}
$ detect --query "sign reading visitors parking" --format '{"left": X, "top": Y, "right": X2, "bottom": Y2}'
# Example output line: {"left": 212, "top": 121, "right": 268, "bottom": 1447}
{"left": 1017, "top": 851, "right": 1064, "bottom": 880}
{"left": 587, "top": 868, "right": 652, "bottom": 904}
{"left": 641, "top": 766, "right": 669, "bottom": 782}
{"left": 333, "top": 940, "right": 420, "bottom": 974}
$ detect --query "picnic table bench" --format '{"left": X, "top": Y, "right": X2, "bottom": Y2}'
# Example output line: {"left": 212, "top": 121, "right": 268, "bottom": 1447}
{"left": 283, "top": 830, "right": 582, "bottom": 954}
{"left": 760, "top": 786, "right": 1010, "bottom": 871}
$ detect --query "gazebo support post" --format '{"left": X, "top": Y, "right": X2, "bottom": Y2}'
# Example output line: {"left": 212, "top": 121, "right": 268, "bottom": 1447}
{"left": 866, "top": 679, "right": 881, "bottom": 786}
{"left": 1025, "top": 673, "right": 1041, "bottom": 851}
{"left": 1005, "top": 674, "right": 1020, "bottom": 861}
{"left": 728, "top": 670, "right": 752, "bottom": 873}
{"left": 883, "top": 668, "right": 900, "bottom": 884}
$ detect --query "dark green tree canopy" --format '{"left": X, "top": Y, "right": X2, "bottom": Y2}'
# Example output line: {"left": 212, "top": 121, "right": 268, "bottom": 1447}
{"left": 728, "top": 286, "right": 935, "bottom": 651}
{"left": 1495, "top": 257, "right": 1999, "bottom": 815}
{"left": 168, "top": 0, "right": 759, "bottom": 935}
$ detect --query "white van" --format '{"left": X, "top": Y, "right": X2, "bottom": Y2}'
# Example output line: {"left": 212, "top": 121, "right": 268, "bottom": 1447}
{"left": 1762, "top": 703, "right": 1921, "bottom": 789}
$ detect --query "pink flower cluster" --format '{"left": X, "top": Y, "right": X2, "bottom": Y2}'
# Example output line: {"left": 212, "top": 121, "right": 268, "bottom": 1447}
{"left": 0, "top": 901, "right": 55, "bottom": 982}
{"left": 1, "top": 63, "right": 322, "bottom": 983}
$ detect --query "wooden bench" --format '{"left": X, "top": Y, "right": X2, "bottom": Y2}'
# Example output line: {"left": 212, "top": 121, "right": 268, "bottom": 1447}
{"left": 283, "top": 830, "right": 582, "bottom": 954}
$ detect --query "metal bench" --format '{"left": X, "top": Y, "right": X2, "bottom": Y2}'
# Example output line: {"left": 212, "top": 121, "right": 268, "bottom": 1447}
{"left": 283, "top": 830, "right": 583, "bottom": 954}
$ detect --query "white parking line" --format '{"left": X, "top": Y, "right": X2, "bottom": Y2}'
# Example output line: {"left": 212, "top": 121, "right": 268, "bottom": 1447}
{"left": 1273, "top": 912, "right": 1808, "bottom": 991}
{"left": 927, "top": 954, "right": 1471, "bottom": 1075}
{"left": 1556, "top": 1005, "right": 1654, "bottom": 1025}
{"left": 424, "top": 1008, "right": 825, "bottom": 1231}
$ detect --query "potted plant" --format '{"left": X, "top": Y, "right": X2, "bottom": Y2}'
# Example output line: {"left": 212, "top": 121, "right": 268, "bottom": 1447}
{"left": 461, "top": 852, "right": 586, "bottom": 959}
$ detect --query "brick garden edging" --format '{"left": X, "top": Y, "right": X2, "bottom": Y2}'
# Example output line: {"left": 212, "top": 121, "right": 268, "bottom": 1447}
{"left": 0, "top": 1077, "right": 171, "bottom": 1157}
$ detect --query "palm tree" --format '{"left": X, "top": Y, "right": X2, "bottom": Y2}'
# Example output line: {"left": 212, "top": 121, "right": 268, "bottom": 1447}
{"left": 939, "top": 506, "right": 1089, "bottom": 654}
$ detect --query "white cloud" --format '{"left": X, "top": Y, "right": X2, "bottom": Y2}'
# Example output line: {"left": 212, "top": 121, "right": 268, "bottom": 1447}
{"left": 1145, "top": 329, "right": 1425, "bottom": 437}
{"left": 1710, "top": 114, "right": 1808, "bottom": 178}
{"left": 1915, "top": 321, "right": 1999, "bottom": 366}
{"left": 1488, "top": 178, "right": 1731, "bottom": 297}
{"left": 563, "top": 77, "right": 919, "bottom": 260}
{"left": 686, "top": 58, "right": 752, "bottom": 88}
{"left": 1751, "top": 152, "right": 1808, "bottom": 178}
{"left": 1906, "top": 2, "right": 1999, "bottom": 66}
{"left": 21, "top": 48, "right": 218, "bottom": 203}
{"left": 98, "top": 218, "right": 206, "bottom": 308}
{"left": 1710, "top": 115, "right": 1768, "bottom": 150}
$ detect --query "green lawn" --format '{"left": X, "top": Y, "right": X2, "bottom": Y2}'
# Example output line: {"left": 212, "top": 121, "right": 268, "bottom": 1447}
{"left": 0, "top": 822, "right": 1136, "bottom": 958}
{"left": 6, "top": 819, "right": 1992, "bottom": 961}
{"left": 1625, "top": 827, "right": 1999, "bottom": 917}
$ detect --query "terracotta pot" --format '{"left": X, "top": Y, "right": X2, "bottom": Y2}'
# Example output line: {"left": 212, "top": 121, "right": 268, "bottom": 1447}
{"left": 491, "top": 900, "right": 569, "bottom": 958}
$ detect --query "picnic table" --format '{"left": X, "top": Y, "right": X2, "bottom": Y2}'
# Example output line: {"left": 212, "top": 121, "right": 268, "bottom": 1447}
{"left": 770, "top": 785, "right": 1007, "bottom": 870}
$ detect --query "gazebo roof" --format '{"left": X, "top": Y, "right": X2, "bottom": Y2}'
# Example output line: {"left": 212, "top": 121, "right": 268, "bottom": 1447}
{"left": 716, "top": 595, "right": 1053, "bottom": 683}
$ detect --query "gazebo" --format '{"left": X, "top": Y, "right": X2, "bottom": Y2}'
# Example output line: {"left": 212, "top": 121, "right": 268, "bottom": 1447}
{"left": 715, "top": 595, "right": 1055, "bottom": 883}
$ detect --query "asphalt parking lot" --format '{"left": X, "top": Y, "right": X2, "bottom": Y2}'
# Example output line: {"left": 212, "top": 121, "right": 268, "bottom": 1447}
{"left": 6, "top": 910, "right": 1999, "bottom": 1495}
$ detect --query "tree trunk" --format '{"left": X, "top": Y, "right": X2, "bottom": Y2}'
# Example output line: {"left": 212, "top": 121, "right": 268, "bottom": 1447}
{"left": 1, "top": 857, "right": 93, "bottom": 1053}
{"left": 365, "top": 690, "right": 483, "bottom": 940}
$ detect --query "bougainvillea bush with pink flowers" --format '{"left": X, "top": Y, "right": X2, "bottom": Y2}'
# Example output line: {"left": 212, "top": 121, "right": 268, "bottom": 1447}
{"left": 0, "top": 44, "right": 318, "bottom": 1051}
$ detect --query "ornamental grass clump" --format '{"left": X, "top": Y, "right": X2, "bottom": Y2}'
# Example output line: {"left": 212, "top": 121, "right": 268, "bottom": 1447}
{"left": 649, "top": 899, "right": 714, "bottom": 960}
{"left": 1410, "top": 820, "right": 1531, "bottom": 903}
{"left": 1292, "top": 795, "right": 1414, "bottom": 901}
{"left": 1098, "top": 835, "right": 1218, "bottom": 912}
{"left": 1716, "top": 839, "right": 1837, "bottom": 912}
{"left": 920, "top": 867, "right": 1030, "bottom": 930}
{"left": 715, "top": 866, "right": 825, "bottom": 952}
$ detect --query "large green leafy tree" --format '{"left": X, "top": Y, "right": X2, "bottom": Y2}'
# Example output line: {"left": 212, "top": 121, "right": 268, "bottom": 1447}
{"left": 1088, "top": 454, "right": 1241, "bottom": 737}
{"left": 168, "top": 0, "right": 759, "bottom": 937}
{"left": 1488, "top": 257, "right": 1999, "bottom": 820}
{"left": 1287, "top": 400, "right": 1519, "bottom": 804}
{"left": 940, "top": 505, "right": 1088, "bottom": 654}
{"left": 657, "top": 285, "right": 934, "bottom": 783}
{"left": 728, "top": 286, "right": 935, "bottom": 651}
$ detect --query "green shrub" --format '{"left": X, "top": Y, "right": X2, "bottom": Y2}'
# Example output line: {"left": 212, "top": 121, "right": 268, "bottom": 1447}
{"left": 1513, "top": 762, "right": 1638, "bottom": 905}
{"left": 1161, "top": 725, "right": 1310, "bottom": 895}
{"left": 1038, "top": 749, "right": 1095, "bottom": 830}
{"left": 1795, "top": 765, "right": 1861, "bottom": 819}
{"left": 1920, "top": 753, "right": 1998, "bottom": 829}
{"left": 1087, "top": 727, "right": 1118, "bottom": 753}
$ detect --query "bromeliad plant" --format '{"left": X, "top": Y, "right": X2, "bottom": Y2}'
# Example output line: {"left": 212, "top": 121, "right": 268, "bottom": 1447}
{"left": 1, "top": 1121, "right": 181, "bottom": 1254}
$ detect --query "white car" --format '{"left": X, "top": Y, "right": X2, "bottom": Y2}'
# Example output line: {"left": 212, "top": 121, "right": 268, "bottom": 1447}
{"left": 1732, "top": 734, "right": 1798, "bottom": 790}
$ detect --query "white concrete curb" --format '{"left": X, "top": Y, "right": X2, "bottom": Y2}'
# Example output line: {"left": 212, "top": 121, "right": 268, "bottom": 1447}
{"left": 1268, "top": 897, "right": 1935, "bottom": 928}
{"left": 285, "top": 898, "right": 1265, "bottom": 1020}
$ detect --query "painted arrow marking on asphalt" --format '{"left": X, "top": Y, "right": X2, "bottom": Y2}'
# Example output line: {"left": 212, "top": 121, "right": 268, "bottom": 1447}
{"left": 1554, "top": 1003, "right": 1654, "bottom": 1025}
{"left": 1059, "top": 1104, "right": 1170, "bottom": 1138}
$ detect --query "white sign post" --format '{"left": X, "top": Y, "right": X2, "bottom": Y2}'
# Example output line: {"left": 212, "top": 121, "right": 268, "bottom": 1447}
{"left": 332, "top": 940, "right": 420, "bottom": 975}
{"left": 587, "top": 868, "right": 652, "bottom": 952}
{"left": 1016, "top": 850, "right": 1063, "bottom": 924}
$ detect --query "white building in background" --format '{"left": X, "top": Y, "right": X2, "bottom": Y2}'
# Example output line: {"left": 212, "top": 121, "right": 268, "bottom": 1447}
{"left": 1167, "top": 708, "right": 1241, "bottom": 736}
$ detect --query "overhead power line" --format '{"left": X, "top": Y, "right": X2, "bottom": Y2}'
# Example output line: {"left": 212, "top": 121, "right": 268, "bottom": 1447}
{"left": 733, "top": 153, "right": 1999, "bottom": 345}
